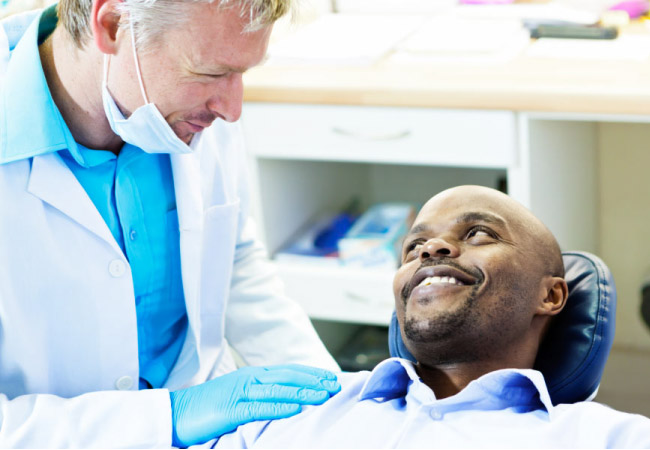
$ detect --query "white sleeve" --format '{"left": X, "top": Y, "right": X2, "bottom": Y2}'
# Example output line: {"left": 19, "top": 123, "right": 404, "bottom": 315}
{"left": 221, "top": 121, "right": 339, "bottom": 372}
{"left": 225, "top": 218, "right": 340, "bottom": 372}
{"left": 0, "top": 389, "right": 172, "bottom": 448}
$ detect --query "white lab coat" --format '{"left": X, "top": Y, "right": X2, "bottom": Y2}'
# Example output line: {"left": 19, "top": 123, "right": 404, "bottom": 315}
{"left": 0, "top": 10, "right": 338, "bottom": 448}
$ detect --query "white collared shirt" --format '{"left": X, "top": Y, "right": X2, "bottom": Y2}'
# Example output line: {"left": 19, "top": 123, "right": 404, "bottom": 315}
{"left": 214, "top": 358, "right": 650, "bottom": 448}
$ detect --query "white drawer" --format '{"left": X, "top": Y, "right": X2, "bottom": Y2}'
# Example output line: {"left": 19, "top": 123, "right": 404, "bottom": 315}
{"left": 242, "top": 103, "right": 516, "bottom": 168}
{"left": 275, "top": 261, "right": 395, "bottom": 326}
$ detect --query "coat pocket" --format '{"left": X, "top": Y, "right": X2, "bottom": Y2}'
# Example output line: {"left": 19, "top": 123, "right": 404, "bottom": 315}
{"left": 199, "top": 200, "right": 241, "bottom": 318}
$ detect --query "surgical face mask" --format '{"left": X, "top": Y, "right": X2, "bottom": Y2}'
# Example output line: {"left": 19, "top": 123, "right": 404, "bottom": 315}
{"left": 101, "top": 21, "right": 193, "bottom": 154}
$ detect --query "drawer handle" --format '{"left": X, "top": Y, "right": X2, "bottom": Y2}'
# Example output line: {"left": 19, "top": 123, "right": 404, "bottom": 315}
{"left": 332, "top": 126, "right": 411, "bottom": 141}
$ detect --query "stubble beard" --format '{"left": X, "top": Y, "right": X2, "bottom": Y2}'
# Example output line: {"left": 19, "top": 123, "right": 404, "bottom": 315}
{"left": 402, "top": 271, "right": 531, "bottom": 366}
{"left": 403, "top": 283, "right": 480, "bottom": 347}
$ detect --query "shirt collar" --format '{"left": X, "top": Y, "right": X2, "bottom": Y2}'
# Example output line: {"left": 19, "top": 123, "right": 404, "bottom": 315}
{"left": 468, "top": 367, "right": 555, "bottom": 418}
{"left": 359, "top": 357, "right": 555, "bottom": 418}
{"left": 358, "top": 358, "right": 421, "bottom": 401}
{"left": 0, "top": 6, "right": 83, "bottom": 165}
{"left": 60, "top": 144, "right": 116, "bottom": 170}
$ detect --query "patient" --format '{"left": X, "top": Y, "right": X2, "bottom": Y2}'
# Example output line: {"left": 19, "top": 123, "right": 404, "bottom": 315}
{"left": 214, "top": 186, "right": 650, "bottom": 448}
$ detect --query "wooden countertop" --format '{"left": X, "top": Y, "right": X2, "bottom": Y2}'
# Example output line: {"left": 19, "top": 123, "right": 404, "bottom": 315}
{"left": 243, "top": 23, "right": 650, "bottom": 115}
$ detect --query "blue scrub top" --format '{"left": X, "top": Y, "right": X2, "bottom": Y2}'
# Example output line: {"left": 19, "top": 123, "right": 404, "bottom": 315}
{"left": 61, "top": 145, "right": 188, "bottom": 389}
{"left": 0, "top": 5, "right": 188, "bottom": 389}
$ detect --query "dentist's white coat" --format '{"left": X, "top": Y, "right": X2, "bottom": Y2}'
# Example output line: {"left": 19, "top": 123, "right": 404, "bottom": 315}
{"left": 0, "top": 10, "right": 337, "bottom": 448}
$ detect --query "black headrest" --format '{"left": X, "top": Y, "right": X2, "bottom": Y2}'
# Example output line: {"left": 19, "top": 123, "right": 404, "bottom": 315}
{"left": 388, "top": 251, "right": 616, "bottom": 405}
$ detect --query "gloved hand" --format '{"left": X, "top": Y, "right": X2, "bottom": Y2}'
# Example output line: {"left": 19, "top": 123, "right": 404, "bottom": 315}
{"left": 169, "top": 364, "right": 341, "bottom": 447}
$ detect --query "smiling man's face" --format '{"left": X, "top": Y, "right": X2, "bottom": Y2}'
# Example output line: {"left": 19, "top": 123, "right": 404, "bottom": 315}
{"left": 393, "top": 185, "right": 552, "bottom": 366}
{"left": 106, "top": 2, "right": 272, "bottom": 144}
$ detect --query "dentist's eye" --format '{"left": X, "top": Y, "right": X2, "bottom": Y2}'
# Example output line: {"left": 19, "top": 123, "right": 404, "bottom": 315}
{"left": 191, "top": 71, "right": 228, "bottom": 81}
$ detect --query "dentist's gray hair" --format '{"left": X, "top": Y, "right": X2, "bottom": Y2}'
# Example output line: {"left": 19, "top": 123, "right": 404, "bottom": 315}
{"left": 57, "top": 0, "right": 290, "bottom": 50}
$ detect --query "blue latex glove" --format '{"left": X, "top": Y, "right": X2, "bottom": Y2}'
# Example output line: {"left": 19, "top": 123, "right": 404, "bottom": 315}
{"left": 169, "top": 364, "right": 340, "bottom": 447}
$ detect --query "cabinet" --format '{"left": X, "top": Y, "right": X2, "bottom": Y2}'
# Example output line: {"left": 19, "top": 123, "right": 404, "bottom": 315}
{"left": 238, "top": 15, "right": 650, "bottom": 412}
{"left": 242, "top": 103, "right": 599, "bottom": 327}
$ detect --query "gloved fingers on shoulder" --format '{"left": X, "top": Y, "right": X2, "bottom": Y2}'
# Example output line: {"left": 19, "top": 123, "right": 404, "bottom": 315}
{"left": 252, "top": 367, "right": 341, "bottom": 394}
{"left": 235, "top": 401, "right": 302, "bottom": 423}
{"left": 264, "top": 364, "right": 337, "bottom": 380}
{"left": 245, "top": 383, "right": 330, "bottom": 404}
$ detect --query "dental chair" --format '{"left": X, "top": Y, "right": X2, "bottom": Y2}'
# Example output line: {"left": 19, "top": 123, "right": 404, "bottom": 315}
{"left": 388, "top": 251, "right": 616, "bottom": 405}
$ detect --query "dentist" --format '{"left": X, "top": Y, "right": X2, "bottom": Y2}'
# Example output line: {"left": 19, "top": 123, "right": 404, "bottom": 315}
{"left": 0, "top": 0, "right": 340, "bottom": 447}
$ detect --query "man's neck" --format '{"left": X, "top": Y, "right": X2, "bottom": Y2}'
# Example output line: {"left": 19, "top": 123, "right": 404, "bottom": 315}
{"left": 416, "top": 351, "right": 537, "bottom": 399}
{"left": 416, "top": 363, "right": 493, "bottom": 399}
{"left": 39, "top": 27, "right": 123, "bottom": 153}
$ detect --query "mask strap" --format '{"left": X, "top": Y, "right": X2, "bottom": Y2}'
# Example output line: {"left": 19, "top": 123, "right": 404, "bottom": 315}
{"left": 129, "top": 20, "right": 149, "bottom": 104}
{"left": 102, "top": 53, "right": 110, "bottom": 89}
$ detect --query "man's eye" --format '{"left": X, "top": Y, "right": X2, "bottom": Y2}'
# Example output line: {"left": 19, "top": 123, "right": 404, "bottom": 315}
{"left": 405, "top": 240, "right": 424, "bottom": 254}
{"left": 196, "top": 72, "right": 227, "bottom": 80}
{"left": 405, "top": 242, "right": 418, "bottom": 252}
{"left": 466, "top": 226, "right": 494, "bottom": 240}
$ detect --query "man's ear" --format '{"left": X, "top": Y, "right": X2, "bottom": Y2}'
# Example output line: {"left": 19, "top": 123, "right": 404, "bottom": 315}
{"left": 537, "top": 277, "right": 568, "bottom": 317}
{"left": 90, "top": 0, "right": 123, "bottom": 55}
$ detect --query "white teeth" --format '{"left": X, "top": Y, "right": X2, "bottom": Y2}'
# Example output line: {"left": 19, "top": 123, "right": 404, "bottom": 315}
{"left": 417, "top": 275, "right": 465, "bottom": 288}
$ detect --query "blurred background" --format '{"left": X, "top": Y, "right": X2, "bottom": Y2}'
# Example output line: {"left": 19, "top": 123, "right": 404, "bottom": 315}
{"left": 4, "top": 0, "right": 650, "bottom": 417}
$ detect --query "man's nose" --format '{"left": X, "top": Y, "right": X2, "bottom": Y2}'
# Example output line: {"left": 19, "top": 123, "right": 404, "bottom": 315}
{"left": 207, "top": 73, "right": 244, "bottom": 123}
{"left": 419, "top": 237, "right": 460, "bottom": 261}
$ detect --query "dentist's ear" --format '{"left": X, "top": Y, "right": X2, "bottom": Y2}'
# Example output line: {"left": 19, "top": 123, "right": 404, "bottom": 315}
{"left": 537, "top": 277, "right": 568, "bottom": 317}
{"left": 90, "top": 0, "right": 123, "bottom": 55}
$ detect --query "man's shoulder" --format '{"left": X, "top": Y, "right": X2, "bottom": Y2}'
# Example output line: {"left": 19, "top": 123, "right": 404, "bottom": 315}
{"left": 554, "top": 400, "right": 650, "bottom": 446}
{"left": 212, "top": 370, "right": 373, "bottom": 448}
{"left": 338, "top": 369, "right": 373, "bottom": 388}
{"left": 0, "top": 153, "right": 32, "bottom": 170}
{"left": 292, "top": 369, "right": 374, "bottom": 415}
{"left": 1, "top": 9, "right": 41, "bottom": 52}
{"left": 555, "top": 399, "right": 650, "bottom": 422}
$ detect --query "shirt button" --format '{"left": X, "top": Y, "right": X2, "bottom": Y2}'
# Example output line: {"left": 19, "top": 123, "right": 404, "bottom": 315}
{"left": 108, "top": 259, "right": 126, "bottom": 278}
{"left": 430, "top": 409, "right": 442, "bottom": 420}
{"left": 115, "top": 375, "right": 133, "bottom": 390}
{"left": 129, "top": 229, "right": 137, "bottom": 241}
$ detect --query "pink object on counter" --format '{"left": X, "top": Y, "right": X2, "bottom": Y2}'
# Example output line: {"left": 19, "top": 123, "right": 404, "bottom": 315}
{"left": 459, "top": 0, "right": 515, "bottom": 4}
{"left": 608, "top": 0, "right": 649, "bottom": 18}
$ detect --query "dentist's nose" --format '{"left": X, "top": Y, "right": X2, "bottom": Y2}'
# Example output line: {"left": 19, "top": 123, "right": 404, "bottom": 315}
{"left": 207, "top": 73, "right": 244, "bottom": 123}
{"left": 419, "top": 237, "right": 460, "bottom": 261}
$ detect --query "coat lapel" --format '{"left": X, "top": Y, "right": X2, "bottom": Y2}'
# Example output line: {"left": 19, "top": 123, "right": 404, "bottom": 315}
{"left": 27, "top": 153, "right": 122, "bottom": 255}
{"left": 0, "top": 24, "right": 9, "bottom": 79}
{"left": 170, "top": 152, "right": 204, "bottom": 346}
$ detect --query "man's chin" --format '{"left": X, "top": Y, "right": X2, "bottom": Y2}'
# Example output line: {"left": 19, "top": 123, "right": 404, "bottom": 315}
{"left": 171, "top": 121, "right": 202, "bottom": 144}
{"left": 173, "top": 128, "right": 196, "bottom": 145}
{"left": 403, "top": 298, "right": 475, "bottom": 344}
{"left": 180, "top": 133, "right": 194, "bottom": 145}
{"left": 403, "top": 316, "right": 449, "bottom": 343}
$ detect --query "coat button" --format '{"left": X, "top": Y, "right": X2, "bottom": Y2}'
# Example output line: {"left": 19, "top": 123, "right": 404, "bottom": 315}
{"left": 108, "top": 259, "right": 126, "bottom": 278}
{"left": 115, "top": 376, "right": 134, "bottom": 390}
